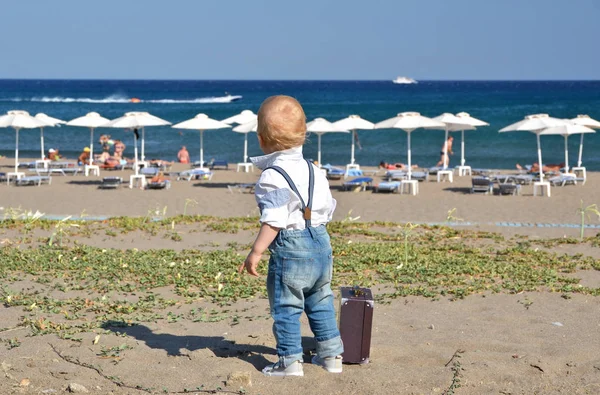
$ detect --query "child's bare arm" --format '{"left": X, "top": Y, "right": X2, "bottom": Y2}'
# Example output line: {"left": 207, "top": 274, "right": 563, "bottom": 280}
{"left": 239, "top": 222, "right": 280, "bottom": 276}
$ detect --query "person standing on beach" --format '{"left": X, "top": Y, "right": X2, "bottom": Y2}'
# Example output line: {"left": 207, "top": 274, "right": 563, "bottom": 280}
{"left": 239, "top": 95, "right": 344, "bottom": 377}
{"left": 436, "top": 136, "right": 454, "bottom": 167}
{"left": 177, "top": 146, "right": 190, "bottom": 164}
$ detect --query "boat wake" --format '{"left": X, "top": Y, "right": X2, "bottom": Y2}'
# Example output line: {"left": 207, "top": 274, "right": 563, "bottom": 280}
{"left": 0, "top": 94, "right": 242, "bottom": 104}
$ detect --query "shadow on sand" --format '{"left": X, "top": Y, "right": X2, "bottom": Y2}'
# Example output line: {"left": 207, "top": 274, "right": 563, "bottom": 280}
{"left": 103, "top": 322, "right": 317, "bottom": 371}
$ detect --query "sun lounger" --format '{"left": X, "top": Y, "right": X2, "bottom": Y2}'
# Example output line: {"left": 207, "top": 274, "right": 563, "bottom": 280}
{"left": 227, "top": 183, "right": 256, "bottom": 193}
{"left": 470, "top": 176, "right": 494, "bottom": 194}
{"left": 511, "top": 174, "right": 534, "bottom": 185}
{"left": 99, "top": 177, "right": 123, "bottom": 189}
{"left": 18, "top": 161, "right": 37, "bottom": 169}
{"left": 209, "top": 160, "right": 229, "bottom": 170}
{"left": 498, "top": 183, "right": 521, "bottom": 196}
{"left": 140, "top": 167, "right": 159, "bottom": 177}
{"left": 146, "top": 180, "right": 171, "bottom": 190}
{"left": 345, "top": 169, "right": 363, "bottom": 177}
{"left": 49, "top": 161, "right": 78, "bottom": 169}
{"left": 322, "top": 165, "right": 345, "bottom": 180}
{"left": 342, "top": 177, "right": 373, "bottom": 191}
{"left": 471, "top": 168, "right": 493, "bottom": 176}
{"left": 549, "top": 174, "right": 577, "bottom": 187}
{"left": 178, "top": 169, "right": 214, "bottom": 181}
{"left": 384, "top": 170, "right": 407, "bottom": 181}
{"left": 409, "top": 171, "right": 428, "bottom": 182}
{"left": 373, "top": 181, "right": 401, "bottom": 193}
{"left": 30, "top": 167, "right": 82, "bottom": 176}
{"left": 15, "top": 175, "right": 51, "bottom": 186}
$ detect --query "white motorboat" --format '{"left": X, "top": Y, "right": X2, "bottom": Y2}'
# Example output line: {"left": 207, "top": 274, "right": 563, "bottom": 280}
{"left": 392, "top": 76, "right": 418, "bottom": 84}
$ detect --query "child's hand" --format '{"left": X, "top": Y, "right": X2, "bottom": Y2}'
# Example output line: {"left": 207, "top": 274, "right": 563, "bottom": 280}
{"left": 239, "top": 251, "right": 262, "bottom": 276}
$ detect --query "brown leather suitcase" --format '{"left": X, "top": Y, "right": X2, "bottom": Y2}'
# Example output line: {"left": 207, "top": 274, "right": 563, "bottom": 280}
{"left": 339, "top": 286, "right": 373, "bottom": 364}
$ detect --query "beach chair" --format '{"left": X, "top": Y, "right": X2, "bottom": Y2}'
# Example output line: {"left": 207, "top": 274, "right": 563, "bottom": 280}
{"left": 18, "top": 161, "right": 38, "bottom": 169}
{"left": 498, "top": 183, "right": 521, "bottom": 196}
{"left": 99, "top": 177, "right": 123, "bottom": 189}
{"left": 373, "top": 181, "right": 401, "bottom": 193}
{"left": 140, "top": 167, "right": 159, "bottom": 177}
{"left": 15, "top": 175, "right": 51, "bottom": 186}
{"left": 146, "top": 180, "right": 171, "bottom": 190}
{"left": 178, "top": 169, "right": 214, "bottom": 181}
{"left": 209, "top": 159, "right": 229, "bottom": 170}
{"left": 322, "top": 165, "right": 345, "bottom": 180}
{"left": 471, "top": 168, "right": 492, "bottom": 176}
{"left": 227, "top": 183, "right": 256, "bottom": 193}
{"left": 409, "top": 171, "right": 428, "bottom": 182}
{"left": 511, "top": 174, "right": 534, "bottom": 185}
{"left": 345, "top": 168, "right": 363, "bottom": 178}
{"left": 470, "top": 176, "right": 494, "bottom": 194}
{"left": 548, "top": 174, "right": 577, "bottom": 187}
{"left": 384, "top": 170, "right": 407, "bottom": 181}
{"left": 342, "top": 177, "right": 373, "bottom": 191}
{"left": 191, "top": 160, "right": 207, "bottom": 168}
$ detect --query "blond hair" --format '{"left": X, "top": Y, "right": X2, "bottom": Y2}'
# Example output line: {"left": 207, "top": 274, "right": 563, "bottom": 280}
{"left": 257, "top": 95, "right": 306, "bottom": 152}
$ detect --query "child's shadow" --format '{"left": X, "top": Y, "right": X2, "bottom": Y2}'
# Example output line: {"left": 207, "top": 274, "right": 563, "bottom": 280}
{"left": 102, "top": 322, "right": 316, "bottom": 371}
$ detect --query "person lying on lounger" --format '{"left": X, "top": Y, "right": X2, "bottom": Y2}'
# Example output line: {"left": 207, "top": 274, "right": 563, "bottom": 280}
{"left": 148, "top": 159, "right": 174, "bottom": 167}
{"left": 516, "top": 162, "right": 565, "bottom": 173}
{"left": 149, "top": 172, "right": 169, "bottom": 184}
{"left": 379, "top": 161, "right": 418, "bottom": 170}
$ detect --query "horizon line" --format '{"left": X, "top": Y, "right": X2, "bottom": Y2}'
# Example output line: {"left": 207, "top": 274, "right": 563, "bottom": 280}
{"left": 0, "top": 78, "right": 599, "bottom": 82}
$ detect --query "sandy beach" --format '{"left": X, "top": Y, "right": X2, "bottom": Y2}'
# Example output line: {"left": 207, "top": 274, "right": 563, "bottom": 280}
{"left": 1, "top": 157, "right": 599, "bottom": 395}
{"left": 1, "top": 157, "right": 599, "bottom": 239}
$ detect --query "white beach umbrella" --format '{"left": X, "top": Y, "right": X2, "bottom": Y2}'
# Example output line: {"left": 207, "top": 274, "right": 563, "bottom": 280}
{"left": 539, "top": 123, "right": 595, "bottom": 173}
{"left": 332, "top": 115, "right": 374, "bottom": 166}
{"left": 221, "top": 110, "right": 257, "bottom": 125}
{"left": 306, "top": 118, "right": 349, "bottom": 166}
{"left": 35, "top": 113, "right": 66, "bottom": 160}
{"left": 104, "top": 112, "right": 171, "bottom": 175}
{"left": 224, "top": 110, "right": 258, "bottom": 163}
{"left": 499, "top": 114, "right": 567, "bottom": 182}
{"left": 232, "top": 119, "right": 258, "bottom": 163}
{"left": 67, "top": 112, "right": 111, "bottom": 168}
{"left": 570, "top": 115, "right": 600, "bottom": 167}
{"left": 172, "top": 114, "right": 231, "bottom": 167}
{"left": 452, "top": 112, "right": 489, "bottom": 167}
{"left": 430, "top": 113, "right": 473, "bottom": 169}
{"left": 0, "top": 110, "right": 47, "bottom": 172}
{"left": 375, "top": 112, "right": 446, "bottom": 180}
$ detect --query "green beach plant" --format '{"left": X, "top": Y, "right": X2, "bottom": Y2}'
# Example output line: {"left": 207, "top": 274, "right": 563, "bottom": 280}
{"left": 48, "top": 216, "right": 80, "bottom": 247}
{"left": 576, "top": 201, "right": 600, "bottom": 240}
{"left": 183, "top": 198, "right": 198, "bottom": 216}
{"left": 398, "top": 222, "right": 419, "bottom": 270}
{"left": 446, "top": 208, "right": 463, "bottom": 224}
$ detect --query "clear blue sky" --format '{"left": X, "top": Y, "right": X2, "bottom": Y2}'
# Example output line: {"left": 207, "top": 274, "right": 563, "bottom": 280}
{"left": 2, "top": 0, "right": 599, "bottom": 80}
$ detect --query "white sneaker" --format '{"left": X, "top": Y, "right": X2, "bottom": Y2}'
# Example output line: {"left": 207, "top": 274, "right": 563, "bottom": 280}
{"left": 311, "top": 355, "right": 343, "bottom": 373}
{"left": 262, "top": 360, "right": 304, "bottom": 377}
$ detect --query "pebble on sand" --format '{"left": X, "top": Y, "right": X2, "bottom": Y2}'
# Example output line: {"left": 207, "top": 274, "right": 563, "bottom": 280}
{"left": 67, "top": 383, "right": 89, "bottom": 393}
{"left": 226, "top": 371, "right": 252, "bottom": 387}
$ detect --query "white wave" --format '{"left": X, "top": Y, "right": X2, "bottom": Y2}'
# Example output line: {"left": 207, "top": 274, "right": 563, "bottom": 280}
{"left": 0, "top": 94, "right": 242, "bottom": 104}
{"left": 146, "top": 95, "right": 242, "bottom": 103}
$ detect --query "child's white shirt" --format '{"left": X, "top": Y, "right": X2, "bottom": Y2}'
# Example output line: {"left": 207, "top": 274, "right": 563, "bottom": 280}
{"left": 250, "top": 146, "right": 336, "bottom": 230}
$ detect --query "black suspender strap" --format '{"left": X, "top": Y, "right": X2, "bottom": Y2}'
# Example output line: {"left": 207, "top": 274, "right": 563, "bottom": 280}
{"left": 265, "top": 159, "right": 314, "bottom": 228}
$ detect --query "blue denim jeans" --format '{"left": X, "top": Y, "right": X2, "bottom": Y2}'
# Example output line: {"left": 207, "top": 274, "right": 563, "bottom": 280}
{"left": 267, "top": 225, "right": 344, "bottom": 367}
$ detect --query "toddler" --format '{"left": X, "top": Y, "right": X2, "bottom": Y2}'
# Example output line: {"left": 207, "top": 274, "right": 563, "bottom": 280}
{"left": 239, "top": 95, "right": 344, "bottom": 377}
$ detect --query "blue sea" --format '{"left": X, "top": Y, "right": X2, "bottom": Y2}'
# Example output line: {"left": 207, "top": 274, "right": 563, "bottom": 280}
{"left": 1, "top": 80, "right": 599, "bottom": 170}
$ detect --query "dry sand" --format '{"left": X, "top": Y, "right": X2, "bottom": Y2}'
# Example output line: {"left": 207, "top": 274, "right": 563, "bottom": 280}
{"left": 1, "top": 158, "right": 599, "bottom": 239}
{"left": 1, "top": 158, "right": 600, "bottom": 394}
